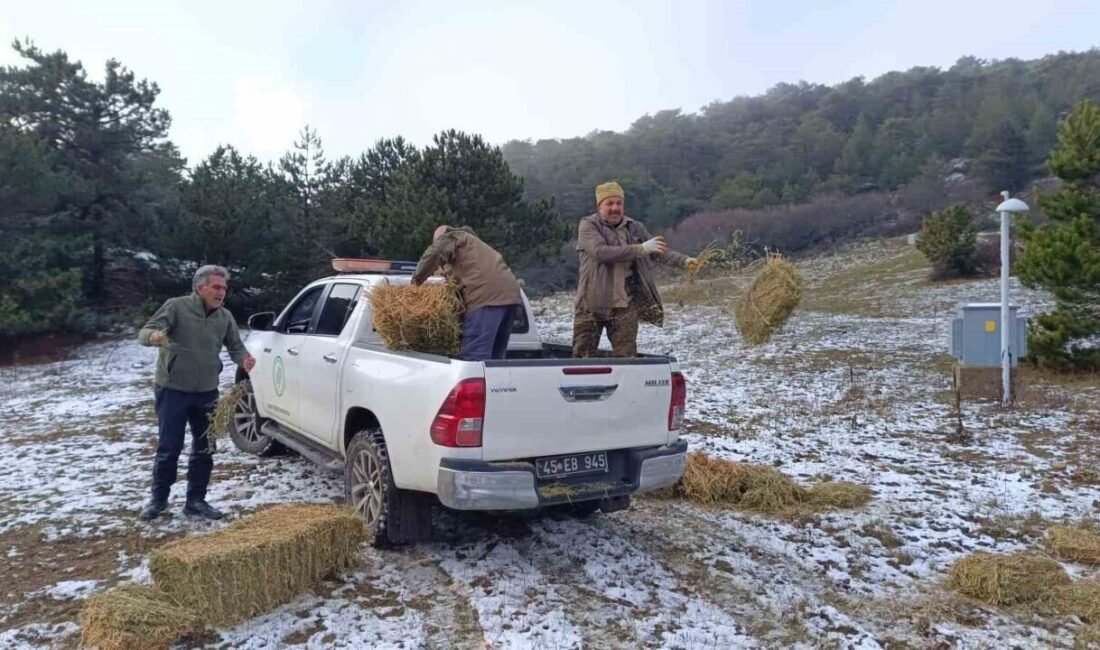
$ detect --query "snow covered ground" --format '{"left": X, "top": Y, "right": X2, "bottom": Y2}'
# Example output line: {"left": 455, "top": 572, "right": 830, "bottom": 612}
{"left": 2, "top": 238, "right": 1099, "bottom": 649}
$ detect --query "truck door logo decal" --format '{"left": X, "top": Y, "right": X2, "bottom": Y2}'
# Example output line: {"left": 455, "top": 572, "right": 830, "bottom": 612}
{"left": 273, "top": 356, "right": 286, "bottom": 396}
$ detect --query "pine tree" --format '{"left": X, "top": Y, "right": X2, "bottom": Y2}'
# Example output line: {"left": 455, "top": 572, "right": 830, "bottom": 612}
{"left": 0, "top": 40, "right": 178, "bottom": 337}
{"left": 274, "top": 125, "right": 337, "bottom": 292}
{"left": 916, "top": 204, "right": 979, "bottom": 279}
{"left": 836, "top": 114, "right": 875, "bottom": 181}
{"left": 1015, "top": 100, "right": 1100, "bottom": 369}
{"left": 974, "top": 121, "right": 1030, "bottom": 192}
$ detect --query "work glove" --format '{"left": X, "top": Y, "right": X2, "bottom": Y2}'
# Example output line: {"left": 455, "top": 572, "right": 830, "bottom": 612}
{"left": 685, "top": 258, "right": 701, "bottom": 272}
{"left": 641, "top": 236, "right": 668, "bottom": 255}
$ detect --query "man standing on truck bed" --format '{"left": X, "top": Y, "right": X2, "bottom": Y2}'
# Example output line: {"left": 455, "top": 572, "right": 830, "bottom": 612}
{"left": 412, "top": 225, "right": 523, "bottom": 361}
{"left": 573, "top": 181, "right": 700, "bottom": 358}
{"left": 136, "top": 265, "right": 256, "bottom": 521}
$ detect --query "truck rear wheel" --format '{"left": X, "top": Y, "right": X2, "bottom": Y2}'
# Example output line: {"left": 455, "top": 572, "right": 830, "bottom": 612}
{"left": 345, "top": 428, "right": 433, "bottom": 546}
{"left": 227, "top": 380, "right": 285, "bottom": 457}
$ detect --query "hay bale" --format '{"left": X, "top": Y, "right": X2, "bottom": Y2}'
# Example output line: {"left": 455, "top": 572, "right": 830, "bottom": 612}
{"left": 675, "top": 452, "right": 753, "bottom": 504}
{"left": 808, "top": 481, "right": 875, "bottom": 509}
{"left": 80, "top": 585, "right": 197, "bottom": 650}
{"left": 947, "top": 552, "right": 1070, "bottom": 606}
{"left": 655, "top": 454, "right": 873, "bottom": 514}
{"left": 150, "top": 504, "right": 365, "bottom": 627}
{"left": 737, "top": 466, "right": 808, "bottom": 513}
{"left": 1053, "top": 580, "right": 1100, "bottom": 622}
{"left": 668, "top": 453, "right": 808, "bottom": 513}
{"left": 734, "top": 254, "right": 803, "bottom": 345}
{"left": 369, "top": 283, "right": 462, "bottom": 356}
{"left": 1047, "top": 526, "right": 1100, "bottom": 565}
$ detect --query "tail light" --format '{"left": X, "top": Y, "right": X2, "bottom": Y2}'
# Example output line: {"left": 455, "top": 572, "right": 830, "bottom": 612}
{"left": 668, "top": 372, "right": 686, "bottom": 431}
{"left": 431, "top": 378, "right": 485, "bottom": 447}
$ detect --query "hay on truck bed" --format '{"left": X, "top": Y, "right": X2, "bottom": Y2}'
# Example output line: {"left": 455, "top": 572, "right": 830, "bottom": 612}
{"left": 370, "top": 283, "right": 462, "bottom": 357}
{"left": 80, "top": 585, "right": 197, "bottom": 650}
{"left": 150, "top": 504, "right": 365, "bottom": 627}
{"left": 734, "top": 253, "right": 803, "bottom": 345}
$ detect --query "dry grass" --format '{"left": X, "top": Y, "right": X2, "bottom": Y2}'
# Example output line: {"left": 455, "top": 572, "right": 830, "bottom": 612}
{"left": 1047, "top": 526, "right": 1100, "bottom": 565}
{"left": 369, "top": 283, "right": 462, "bottom": 356}
{"left": 538, "top": 484, "right": 579, "bottom": 499}
{"left": 204, "top": 380, "right": 248, "bottom": 452}
{"left": 80, "top": 585, "right": 197, "bottom": 650}
{"left": 684, "top": 242, "right": 727, "bottom": 284}
{"left": 808, "top": 481, "right": 875, "bottom": 508}
{"left": 946, "top": 551, "right": 1070, "bottom": 606}
{"left": 1074, "top": 624, "right": 1100, "bottom": 650}
{"left": 654, "top": 453, "right": 871, "bottom": 514}
{"left": 799, "top": 241, "right": 930, "bottom": 317}
{"left": 1053, "top": 580, "right": 1100, "bottom": 622}
{"left": 734, "top": 254, "right": 803, "bottom": 345}
{"left": 150, "top": 504, "right": 365, "bottom": 627}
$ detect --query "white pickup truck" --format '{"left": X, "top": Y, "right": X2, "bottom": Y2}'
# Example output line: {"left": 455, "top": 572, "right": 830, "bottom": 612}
{"left": 228, "top": 259, "right": 688, "bottom": 545}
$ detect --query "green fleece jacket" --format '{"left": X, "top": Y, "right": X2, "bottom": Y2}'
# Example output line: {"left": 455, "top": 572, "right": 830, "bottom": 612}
{"left": 138, "top": 293, "right": 248, "bottom": 393}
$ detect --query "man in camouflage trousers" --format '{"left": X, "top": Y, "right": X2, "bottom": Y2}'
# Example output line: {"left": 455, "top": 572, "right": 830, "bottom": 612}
{"left": 573, "top": 181, "right": 699, "bottom": 358}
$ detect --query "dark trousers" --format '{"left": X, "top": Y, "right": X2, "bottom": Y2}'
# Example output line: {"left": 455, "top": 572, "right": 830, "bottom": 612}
{"left": 572, "top": 306, "right": 640, "bottom": 358}
{"left": 459, "top": 305, "right": 517, "bottom": 361}
{"left": 151, "top": 386, "right": 218, "bottom": 503}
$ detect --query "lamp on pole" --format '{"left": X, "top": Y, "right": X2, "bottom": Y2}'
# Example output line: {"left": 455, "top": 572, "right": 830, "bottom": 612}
{"left": 995, "top": 191, "right": 1029, "bottom": 406}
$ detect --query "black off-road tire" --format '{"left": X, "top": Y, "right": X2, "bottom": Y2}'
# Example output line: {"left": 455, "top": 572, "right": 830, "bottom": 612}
{"left": 227, "top": 380, "right": 285, "bottom": 457}
{"left": 345, "top": 428, "right": 434, "bottom": 546}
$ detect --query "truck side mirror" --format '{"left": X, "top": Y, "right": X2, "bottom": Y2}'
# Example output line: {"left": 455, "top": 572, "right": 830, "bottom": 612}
{"left": 248, "top": 312, "right": 276, "bottom": 332}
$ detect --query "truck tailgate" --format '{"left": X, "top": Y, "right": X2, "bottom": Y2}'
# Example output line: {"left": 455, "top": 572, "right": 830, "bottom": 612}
{"left": 480, "top": 359, "right": 674, "bottom": 461}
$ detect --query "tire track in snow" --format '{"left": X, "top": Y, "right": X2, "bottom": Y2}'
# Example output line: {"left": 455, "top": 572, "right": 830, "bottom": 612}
{"left": 517, "top": 514, "right": 760, "bottom": 649}
{"left": 430, "top": 514, "right": 583, "bottom": 650}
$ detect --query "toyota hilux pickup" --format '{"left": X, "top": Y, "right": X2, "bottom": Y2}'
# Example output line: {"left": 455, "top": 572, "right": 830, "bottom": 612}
{"left": 228, "top": 258, "right": 688, "bottom": 545}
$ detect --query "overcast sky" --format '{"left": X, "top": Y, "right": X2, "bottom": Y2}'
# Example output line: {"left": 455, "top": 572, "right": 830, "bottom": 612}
{"left": 2, "top": 0, "right": 1098, "bottom": 166}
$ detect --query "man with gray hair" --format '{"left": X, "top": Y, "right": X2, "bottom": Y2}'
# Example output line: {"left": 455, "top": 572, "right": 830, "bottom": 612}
{"left": 136, "top": 265, "right": 256, "bottom": 521}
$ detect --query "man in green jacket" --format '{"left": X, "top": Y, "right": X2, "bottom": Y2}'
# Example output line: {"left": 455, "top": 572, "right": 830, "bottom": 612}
{"left": 137, "top": 265, "right": 255, "bottom": 521}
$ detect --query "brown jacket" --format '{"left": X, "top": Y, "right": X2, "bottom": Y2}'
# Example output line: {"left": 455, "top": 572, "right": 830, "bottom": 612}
{"left": 412, "top": 227, "right": 522, "bottom": 312}
{"left": 574, "top": 214, "right": 689, "bottom": 326}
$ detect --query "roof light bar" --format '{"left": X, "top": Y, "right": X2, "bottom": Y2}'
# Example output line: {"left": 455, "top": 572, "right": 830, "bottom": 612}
{"left": 331, "top": 258, "right": 419, "bottom": 274}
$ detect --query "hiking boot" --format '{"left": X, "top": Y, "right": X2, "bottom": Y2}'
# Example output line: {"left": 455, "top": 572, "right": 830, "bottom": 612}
{"left": 139, "top": 499, "right": 168, "bottom": 521}
{"left": 182, "top": 500, "right": 224, "bottom": 520}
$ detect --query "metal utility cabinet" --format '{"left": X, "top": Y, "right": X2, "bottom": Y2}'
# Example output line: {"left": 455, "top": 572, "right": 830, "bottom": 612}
{"left": 949, "top": 303, "right": 1028, "bottom": 367}
{"left": 949, "top": 302, "right": 1028, "bottom": 400}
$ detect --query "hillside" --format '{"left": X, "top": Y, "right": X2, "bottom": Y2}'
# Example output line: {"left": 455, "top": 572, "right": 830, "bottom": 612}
{"left": 4, "top": 238, "right": 1100, "bottom": 648}
{"left": 503, "top": 50, "right": 1100, "bottom": 229}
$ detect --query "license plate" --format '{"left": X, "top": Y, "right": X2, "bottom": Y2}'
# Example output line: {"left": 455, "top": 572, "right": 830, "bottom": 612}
{"left": 535, "top": 452, "right": 608, "bottom": 479}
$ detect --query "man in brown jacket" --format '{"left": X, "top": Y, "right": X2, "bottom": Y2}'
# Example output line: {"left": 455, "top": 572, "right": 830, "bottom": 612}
{"left": 412, "top": 225, "right": 523, "bottom": 361}
{"left": 573, "top": 181, "right": 699, "bottom": 358}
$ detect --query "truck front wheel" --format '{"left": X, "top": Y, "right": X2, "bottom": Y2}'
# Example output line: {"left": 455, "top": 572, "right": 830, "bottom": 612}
{"left": 227, "top": 380, "right": 285, "bottom": 457}
{"left": 345, "top": 428, "right": 433, "bottom": 546}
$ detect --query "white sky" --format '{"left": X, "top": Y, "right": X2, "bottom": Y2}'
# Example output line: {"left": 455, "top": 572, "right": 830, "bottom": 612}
{"left": 2, "top": 0, "right": 1098, "bottom": 166}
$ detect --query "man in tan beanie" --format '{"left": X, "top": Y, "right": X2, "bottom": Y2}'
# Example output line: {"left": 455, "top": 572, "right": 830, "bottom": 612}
{"left": 572, "top": 181, "right": 700, "bottom": 358}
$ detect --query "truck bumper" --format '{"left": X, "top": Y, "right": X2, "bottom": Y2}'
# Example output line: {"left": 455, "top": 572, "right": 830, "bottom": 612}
{"left": 436, "top": 439, "right": 688, "bottom": 511}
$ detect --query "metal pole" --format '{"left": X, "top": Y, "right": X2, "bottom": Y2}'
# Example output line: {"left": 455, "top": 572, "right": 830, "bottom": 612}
{"left": 1000, "top": 191, "right": 1011, "bottom": 406}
